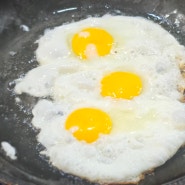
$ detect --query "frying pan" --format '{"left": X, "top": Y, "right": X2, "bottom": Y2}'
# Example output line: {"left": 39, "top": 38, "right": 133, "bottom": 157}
{"left": 1, "top": 0, "right": 185, "bottom": 184}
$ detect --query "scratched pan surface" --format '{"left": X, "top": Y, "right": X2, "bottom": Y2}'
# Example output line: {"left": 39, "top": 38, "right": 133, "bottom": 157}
{"left": 1, "top": 0, "right": 185, "bottom": 185}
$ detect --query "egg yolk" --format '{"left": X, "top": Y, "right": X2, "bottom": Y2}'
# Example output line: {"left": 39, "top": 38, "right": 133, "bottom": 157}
{"left": 65, "top": 108, "right": 112, "bottom": 143}
{"left": 101, "top": 72, "right": 142, "bottom": 99}
{"left": 72, "top": 27, "right": 114, "bottom": 59}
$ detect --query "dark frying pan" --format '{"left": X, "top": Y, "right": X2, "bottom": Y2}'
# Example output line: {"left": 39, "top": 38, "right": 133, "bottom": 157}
{"left": 1, "top": 0, "right": 185, "bottom": 184}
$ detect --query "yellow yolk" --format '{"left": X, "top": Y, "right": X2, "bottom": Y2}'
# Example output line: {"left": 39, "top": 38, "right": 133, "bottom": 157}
{"left": 101, "top": 72, "right": 142, "bottom": 99}
{"left": 72, "top": 27, "right": 114, "bottom": 59}
{"left": 65, "top": 108, "right": 112, "bottom": 143}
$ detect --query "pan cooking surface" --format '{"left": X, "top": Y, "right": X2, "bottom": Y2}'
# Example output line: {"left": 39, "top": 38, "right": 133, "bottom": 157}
{"left": 1, "top": 0, "right": 185, "bottom": 184}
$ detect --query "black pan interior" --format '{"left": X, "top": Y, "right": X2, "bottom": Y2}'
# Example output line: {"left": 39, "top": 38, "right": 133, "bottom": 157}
{"left": 1, "top": 0, "right": 185, "bottom": 184}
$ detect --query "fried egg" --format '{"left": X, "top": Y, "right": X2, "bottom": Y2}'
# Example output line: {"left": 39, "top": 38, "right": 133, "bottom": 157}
{"left": 15, "top": 15, "right": 185, "bottom": 184}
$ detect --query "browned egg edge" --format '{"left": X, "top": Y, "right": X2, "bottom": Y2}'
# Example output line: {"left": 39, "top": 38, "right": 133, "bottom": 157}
{"left": 179, "top": 55, "right": 185, "bottom": 103}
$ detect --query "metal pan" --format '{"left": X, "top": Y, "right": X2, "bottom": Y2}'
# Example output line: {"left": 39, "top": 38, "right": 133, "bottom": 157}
{"left": 1, "top": 0, "right": 185, "bottom": 184}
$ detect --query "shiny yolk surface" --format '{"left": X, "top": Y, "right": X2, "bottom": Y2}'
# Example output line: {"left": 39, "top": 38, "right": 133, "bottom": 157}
{"left": 65, "top": 108, "right": 112, "bottom": 143}
{"left": 72, "top": 27, "right": 114, "bottom": 59}
{"left": 101, "top": 72, "right": 142, "bottom": 99}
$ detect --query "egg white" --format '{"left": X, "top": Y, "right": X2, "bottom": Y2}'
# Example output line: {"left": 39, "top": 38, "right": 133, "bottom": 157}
{"left": 15, "top": 15, "right": 185, "bottom": 184}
